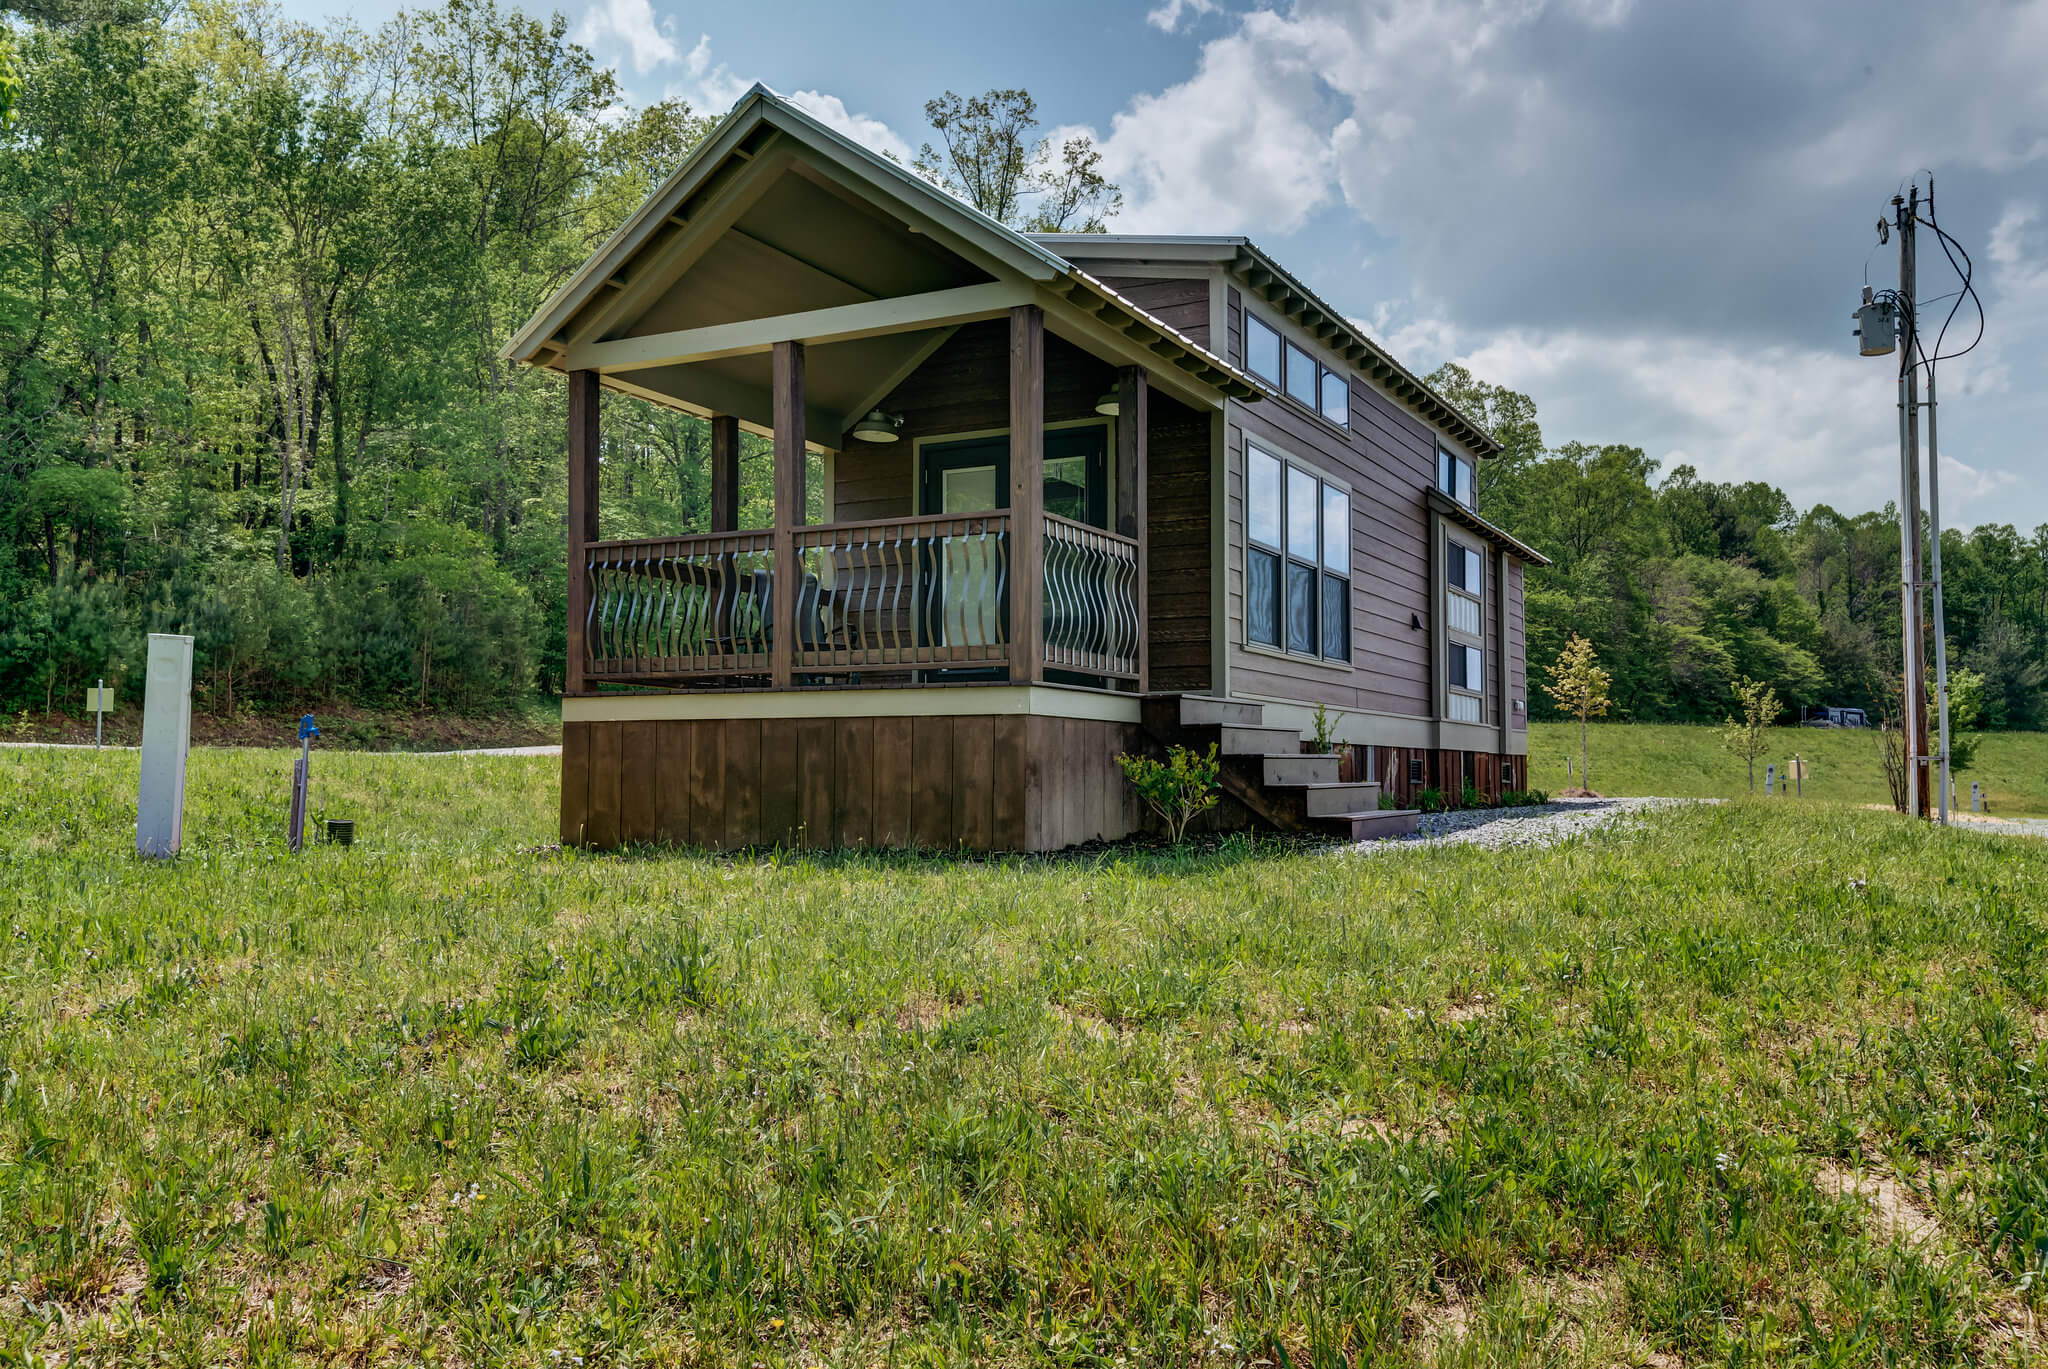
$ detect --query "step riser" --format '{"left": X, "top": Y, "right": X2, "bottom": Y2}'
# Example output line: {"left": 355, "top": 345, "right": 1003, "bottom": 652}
{"left": 1177, "top": 695, "right": 1264, "bottom": 727}
{"left": 1220, "top": 724, "right": 1304, "bottom": 756}
{"left": 1323, "top": 810, "right": 1421, "bottom": 841}
{"left": 1261, "top": 756, "right": 1340, "bottom": 787}
{"left": 1305, "top": 783, "right": 1381, "bottom": 817}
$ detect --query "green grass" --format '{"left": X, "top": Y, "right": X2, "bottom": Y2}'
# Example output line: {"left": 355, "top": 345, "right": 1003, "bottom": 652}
{"left": 4, "top": 748, "right": 2048, "bottom": 1365}
{"left": 1530, "top": 721, "right": 2048, "bottom": 817}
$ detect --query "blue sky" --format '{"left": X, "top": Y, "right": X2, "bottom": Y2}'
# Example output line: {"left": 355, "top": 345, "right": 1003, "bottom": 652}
{"left": 312, "top": 0, "right": 2048, "bottom": 534}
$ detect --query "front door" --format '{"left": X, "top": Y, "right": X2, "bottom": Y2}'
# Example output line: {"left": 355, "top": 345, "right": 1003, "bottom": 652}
{"left": 916, "top": 428, "right": 1111, "bottom": 657}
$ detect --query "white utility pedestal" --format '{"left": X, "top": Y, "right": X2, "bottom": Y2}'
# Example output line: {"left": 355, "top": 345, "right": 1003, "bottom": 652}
{"left": 137, "top": 633, "right": 194, "bottom": 857}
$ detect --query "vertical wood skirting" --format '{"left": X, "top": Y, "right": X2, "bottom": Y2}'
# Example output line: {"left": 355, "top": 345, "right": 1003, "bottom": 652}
{"left": 771, "top": 341, "right": 805, "bottom": 690}
{"left": 562, "top": 713, "right": 1141, "bottom": 853}
{"left": 565, "top": 370, "right": 600, "bottom": 695}
{"left": 1116, "top": 367, "right": 1150, "bottom": 694}
{"left": 710, "top": 414, "right": 741, "bottom": 532}
{"left": 1008, "top": 306, "right": 1045, "bottom": 684}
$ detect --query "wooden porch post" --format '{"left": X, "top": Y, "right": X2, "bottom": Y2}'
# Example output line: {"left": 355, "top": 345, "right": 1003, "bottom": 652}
{"left": 1009, "top": 305, "right": 1045, "bottom": 683}
{"left": 566, "top": 369, "right": 600, "bottom": 695}
{"left": 771, "top": 341, "right": 805, "bottom": 690}
{"left": 709, "top": 413, "right": 740, "bottom": 531}
{"left": 1115, "top": 366, "right": 1149, "bottom": 694}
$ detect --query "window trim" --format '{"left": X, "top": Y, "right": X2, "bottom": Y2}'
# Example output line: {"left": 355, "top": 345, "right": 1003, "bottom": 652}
{"left": 1437, "top": 447, "right": 1475, "bottom": 509}
{"left": 1444, "top": 527, "right": 1486, "bottom": 720}
{"left": 1243, "top": 438, "right": 1354, "bottom": 667}
{"left": 1243, "top": 307, "right": 1351, "bottom": 431}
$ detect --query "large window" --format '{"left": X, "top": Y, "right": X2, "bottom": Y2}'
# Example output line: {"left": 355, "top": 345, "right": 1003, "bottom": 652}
{"left": 1438, "top": 448, "right": 1475, "bottom": 508}
{"left": 1246, "top": 443, "right": 1351, "bottom": 663}
{"left": 1445, "top": 530, "right": 1485, "bottom": 722}
{"left": 1243, "top": 309, "right": 1350, "bottom": 429}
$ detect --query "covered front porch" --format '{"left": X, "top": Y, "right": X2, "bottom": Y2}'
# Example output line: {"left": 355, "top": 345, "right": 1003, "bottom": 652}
{"left": 567, "top": 307, "right": 1164, "bottom": 697}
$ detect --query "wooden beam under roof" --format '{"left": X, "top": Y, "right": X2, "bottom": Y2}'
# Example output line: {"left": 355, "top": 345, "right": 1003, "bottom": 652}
{"left": 565, "top": 282, "right": 1034, "bottom": 373}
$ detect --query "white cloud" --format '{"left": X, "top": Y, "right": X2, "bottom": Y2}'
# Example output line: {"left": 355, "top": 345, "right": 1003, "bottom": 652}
{"left": 1146, "top": 0, "right": 1220, "bottom": 33}
{"left": 786, "top": 90, "right": 914, "bottom": 163}
{"left": 665, "top": 39, "right": 911, "bottom": 162}
{"left": 679, "top": 34, "right": 750, "bottom": 112}
{"left": 575, "top": 0, "right": 679, "bottom": 75}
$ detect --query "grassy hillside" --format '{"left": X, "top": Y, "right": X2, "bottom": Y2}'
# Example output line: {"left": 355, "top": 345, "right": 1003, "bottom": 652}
{"left": 3, "top": 748, "right": 2048, "bottom": 1364}
{"left": 1529, "top": 721, "right": 2048, "bottom": 816}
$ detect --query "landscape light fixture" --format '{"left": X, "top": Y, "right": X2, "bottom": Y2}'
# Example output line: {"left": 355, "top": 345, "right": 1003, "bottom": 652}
{"left": 851, "top": 409, "right": 904, "bottom": 443}
{"left": 1094, "top": 390, "right": 1120, "bottom": 416}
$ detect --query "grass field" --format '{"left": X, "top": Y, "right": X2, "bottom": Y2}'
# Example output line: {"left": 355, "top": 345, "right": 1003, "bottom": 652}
{"left": 1529, "top": 721, "right": 2048, "bottom": 817}
{"left": 4, "top": 749, "right": 2048, "bottom": 1365}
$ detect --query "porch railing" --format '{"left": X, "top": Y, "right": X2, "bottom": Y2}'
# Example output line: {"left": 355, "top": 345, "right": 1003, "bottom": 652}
{"left": 579, "top": 512, "right": 1140, "bottom": 687}
{"left": 793, "top": 512, "right": 1012, "bottom": 672}
{"left": 585, "top": 532, "right": 774, "bottom": 679}
{"left": 1042, "top": 513, "right": 1141, "bottom": 682}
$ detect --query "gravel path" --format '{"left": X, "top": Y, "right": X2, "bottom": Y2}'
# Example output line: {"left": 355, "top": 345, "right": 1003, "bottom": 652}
{"left": 1351, "top": 796, "right": 1690, "bottom": 853}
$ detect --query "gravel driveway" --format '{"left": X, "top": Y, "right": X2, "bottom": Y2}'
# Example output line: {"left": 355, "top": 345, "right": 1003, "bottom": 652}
{"left": 1352, "top": 796, "right": 1689, "bottom": 853}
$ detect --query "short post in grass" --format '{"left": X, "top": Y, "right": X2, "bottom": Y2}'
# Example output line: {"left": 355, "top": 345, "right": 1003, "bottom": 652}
{"left": 87, "top": 678, "right": 113, "bottom": 750}
{"left": 288, "top": 714, "right": 318, "bottom": 853}
{"left": 136, "top": 633, "right": 193, "bottom": 858}
{"left": 1972, "top": 780, "right": 1981, "bottom": 813}
{"left": 1766, "top": 763, "right": 1775, "bottom": 796}
{"left": 1789, "top": 754, "right": 1805, "bottom": 798}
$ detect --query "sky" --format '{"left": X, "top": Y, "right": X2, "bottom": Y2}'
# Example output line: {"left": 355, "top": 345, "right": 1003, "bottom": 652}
{"left": 314, "top": 0, "right": 2048, "bottom": 533}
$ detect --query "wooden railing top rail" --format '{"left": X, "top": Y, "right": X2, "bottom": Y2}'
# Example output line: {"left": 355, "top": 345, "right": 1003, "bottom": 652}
{"left": 793, "top": 509, "right": 1011, "bottom": 541}
{"left": 586, "top": 529, "right": 773, "bottom": 554}
{"left": 1042, "top": 511, "right": 1138, "bottom": 554}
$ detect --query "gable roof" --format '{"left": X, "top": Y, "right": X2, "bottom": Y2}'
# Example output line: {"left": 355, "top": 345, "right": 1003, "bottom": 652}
{"left": 1031, "top": 234, "right": 1501, "bottom": 458}
{"left": 502, "top": 87, "right": 1258, "bottom": 416}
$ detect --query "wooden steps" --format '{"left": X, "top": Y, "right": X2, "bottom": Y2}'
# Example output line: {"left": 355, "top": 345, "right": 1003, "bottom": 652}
{"left": 1140, "top": 694, "right": 1420, "bottom": 843}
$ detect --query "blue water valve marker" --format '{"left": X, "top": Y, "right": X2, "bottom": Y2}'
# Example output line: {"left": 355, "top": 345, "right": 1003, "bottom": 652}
{"left": 299, "top": 714, "right": 320, "bottom": 740}
{"left": 289, "top": 715, "right": 318, "bottom": 851}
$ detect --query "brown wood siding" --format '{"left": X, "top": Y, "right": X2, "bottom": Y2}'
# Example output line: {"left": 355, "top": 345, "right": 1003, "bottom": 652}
{"left": 562, "top": 715, "right": 1142, "bottom": 852}
{"left": 1223, "top": 376, "right": 1437, "bottom": 718}
{"left": 1357, "top": 744, "right": 1524, "bottom": 806}
{"left": 832, "top": 320, "right": 1117, "bottom": 524}
{"left": 1095, "top": 276, "right": 1210, "bottom": 348}
{"left": 1146, "top": 394, "right": 1214, "bottom": 692}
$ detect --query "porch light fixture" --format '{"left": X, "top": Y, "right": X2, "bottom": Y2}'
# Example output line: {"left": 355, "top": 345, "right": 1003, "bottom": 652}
{"left": 1094, "top": 390, "right": 1120, "bottom": 416}
{"left": 851, "top": 409, "right": 904, "bottom": 443}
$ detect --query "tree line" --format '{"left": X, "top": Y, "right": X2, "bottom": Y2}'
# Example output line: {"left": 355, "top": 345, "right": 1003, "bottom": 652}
{"left": 1428, "top": 366, "right": 2048, "bottom": 731}
{"left": 3, "top": 1, "right": 2042, "bottom": 735}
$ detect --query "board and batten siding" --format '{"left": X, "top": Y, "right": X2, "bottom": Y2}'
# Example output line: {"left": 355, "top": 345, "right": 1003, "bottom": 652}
{"left": 1508, "top": 559, "right": 1527, "bottom": 731}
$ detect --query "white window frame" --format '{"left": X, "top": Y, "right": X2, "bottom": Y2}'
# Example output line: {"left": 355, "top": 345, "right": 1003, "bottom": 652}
{"left": 1243, "top": 440, "right": 1353, "bottom": 666}
{"left": 1445, "top": 529, "right": 1485, "bottom": 722}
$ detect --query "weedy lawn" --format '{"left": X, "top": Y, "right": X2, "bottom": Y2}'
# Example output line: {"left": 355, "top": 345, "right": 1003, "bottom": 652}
{"left": 1528, "top": 722, "right": 2048, "bottom": 817}
{"left": 3, "top": 748, "right": 2047, "bottom": 1366}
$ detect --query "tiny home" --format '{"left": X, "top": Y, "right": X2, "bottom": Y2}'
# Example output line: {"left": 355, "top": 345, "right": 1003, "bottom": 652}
{"left": 504, "top": 86, "right": 1550, "bottom": 852}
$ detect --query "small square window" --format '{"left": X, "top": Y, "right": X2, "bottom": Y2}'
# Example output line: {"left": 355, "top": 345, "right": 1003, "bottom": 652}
{"left": 1320, "top": 371, "right": 1348, "bottom": 426}
{"left": 1284, "top": 342, "right": 1317, "bottom": 407}
{"left": 1246, "top": 315, "right": 1280, "bottom": 386}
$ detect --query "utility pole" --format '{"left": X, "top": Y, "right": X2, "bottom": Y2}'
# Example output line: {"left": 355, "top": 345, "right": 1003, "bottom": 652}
{"left": 1893, "top": 189, "right": 1932, "bottom": 820}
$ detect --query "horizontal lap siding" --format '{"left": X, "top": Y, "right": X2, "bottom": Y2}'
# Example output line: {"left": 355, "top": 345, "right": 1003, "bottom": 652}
{"left": 1095, "top": 276, "right": 1211, "bottom": 349}
{"left": 1225, "top": 381, "right": 1436, "bottom": 717}
{"left": 832, "top": 320, "right": 1115, "bottom": 523}
{"left": 1146, "top": 395, "right": 1214, "bottom": 692}
{"left": 563, "top": 714, "right": 1139, "bottom": 853}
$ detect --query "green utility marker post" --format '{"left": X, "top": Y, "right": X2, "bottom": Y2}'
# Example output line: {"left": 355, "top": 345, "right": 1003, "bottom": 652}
{"left": 87, "top": 679, "right": 114, "bottom": 750}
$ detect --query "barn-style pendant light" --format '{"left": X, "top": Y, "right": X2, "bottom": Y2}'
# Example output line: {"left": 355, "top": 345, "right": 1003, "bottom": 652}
{"left": 851, "top": 409, "right": 904, "bottom": 443}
